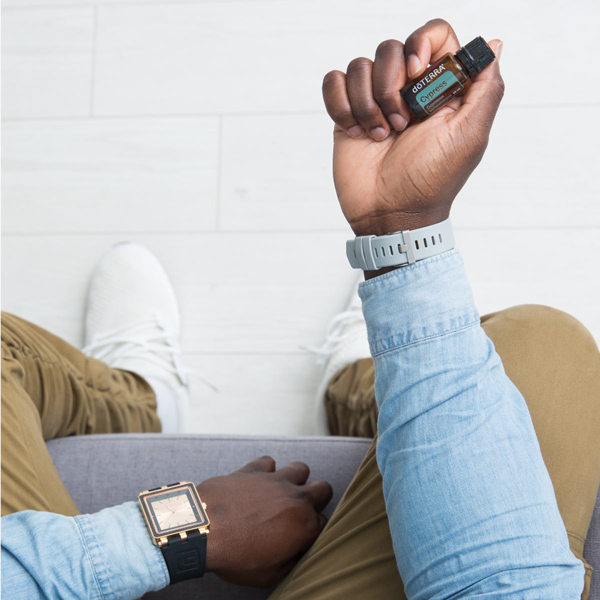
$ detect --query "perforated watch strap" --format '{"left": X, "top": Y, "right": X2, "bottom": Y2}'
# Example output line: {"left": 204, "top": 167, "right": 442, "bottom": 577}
{"left": 161, "top": 529, "right": 207, "bottom": 585}
{"left": 346, "top": 218, "right": 454, "bottom": 270}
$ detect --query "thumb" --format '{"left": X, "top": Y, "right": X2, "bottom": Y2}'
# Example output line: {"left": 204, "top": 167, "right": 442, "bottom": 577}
{"left": 456, "top": 39, "right": 505, "bottom": 133}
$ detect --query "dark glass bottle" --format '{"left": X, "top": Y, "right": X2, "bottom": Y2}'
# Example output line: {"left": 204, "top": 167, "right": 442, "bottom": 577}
{"left": 400, "top": 37, "right": 496, "bottom": 121}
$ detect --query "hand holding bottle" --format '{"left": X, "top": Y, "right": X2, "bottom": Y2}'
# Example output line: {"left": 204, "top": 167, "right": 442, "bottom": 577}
{"left": 322, "top": 19, "right": 504, "bottom": 245}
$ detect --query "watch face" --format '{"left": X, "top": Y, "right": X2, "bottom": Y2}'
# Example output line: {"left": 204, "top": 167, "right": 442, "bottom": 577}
{"left": 140, "top": 482, "right": 209, "bottom": 538}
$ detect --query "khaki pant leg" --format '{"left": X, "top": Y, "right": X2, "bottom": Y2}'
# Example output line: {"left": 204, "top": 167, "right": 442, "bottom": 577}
{"left": 269, "top": 305, "right": 600, "bottom": 600}
{"left": 1, "top": 313, "right": 161, "bottom": 516}
{"left": 325, "top": 359, "right": 377, "bottom": 438}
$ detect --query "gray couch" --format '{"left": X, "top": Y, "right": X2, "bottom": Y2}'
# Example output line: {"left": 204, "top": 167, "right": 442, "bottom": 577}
{"left": 48, "top": 434, "right": 600, "bottom": 599}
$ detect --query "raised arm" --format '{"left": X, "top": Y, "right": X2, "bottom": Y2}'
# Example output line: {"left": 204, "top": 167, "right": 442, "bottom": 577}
{"left": 323, "top": 18, "right": 585, "bottom": 598}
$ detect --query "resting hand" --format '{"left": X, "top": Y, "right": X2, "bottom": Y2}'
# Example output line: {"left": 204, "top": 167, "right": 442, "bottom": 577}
{"left": 196, "top": 456, "right": 332, "bottom": 588}
{"left": 322, "top": 19, "right": 504, "bottom": 238}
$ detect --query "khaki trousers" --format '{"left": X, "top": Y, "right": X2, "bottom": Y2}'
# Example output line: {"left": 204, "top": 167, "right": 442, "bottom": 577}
{"left": 2, "top": 306, "right": 599, "bottom": 599}
{"left": 1, "top": 312, "right": 160, "bottom": 517}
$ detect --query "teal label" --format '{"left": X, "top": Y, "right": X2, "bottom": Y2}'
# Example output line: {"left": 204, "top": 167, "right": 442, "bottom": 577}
{"left": 416, "top": 71, "right": 461, "bottom": 110}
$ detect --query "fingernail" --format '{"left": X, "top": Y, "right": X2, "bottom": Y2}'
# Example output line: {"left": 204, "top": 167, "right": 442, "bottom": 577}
{"left": 348, "top": 125, "right": 365, "bottom": 138}
{"left": 407, "top": 54, "right": 421, "bottom": 78}
{"left": 496, "top": 41, "right": 504, "bottom": 61}
{"left": 388, "top": 113, "right": 408, "bottom": 131}
{"left": 370, "top": 127, "right": 388, "bottom": 141}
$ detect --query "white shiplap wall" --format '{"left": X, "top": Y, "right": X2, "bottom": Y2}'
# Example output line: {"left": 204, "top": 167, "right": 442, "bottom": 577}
{"left": 2, "top": 0, "right": 599, "bottom": 435}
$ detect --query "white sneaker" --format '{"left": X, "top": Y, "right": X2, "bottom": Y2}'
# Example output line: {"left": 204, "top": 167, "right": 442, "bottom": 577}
{"left": 306, "top": 274, "right": 371, "bottom": 435}
{"left": 82, "top": 242, "right": 206, "bottom": 433}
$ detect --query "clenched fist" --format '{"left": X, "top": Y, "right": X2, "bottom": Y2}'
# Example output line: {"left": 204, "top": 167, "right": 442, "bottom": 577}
{"left": 323, "top": 19, "right": 504, "bottom": 255}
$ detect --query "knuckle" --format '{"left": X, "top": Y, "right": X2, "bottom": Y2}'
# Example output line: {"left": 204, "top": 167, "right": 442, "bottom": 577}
{"left": 292, "top": 484, "right": 307, "bottom": 499}
{"left": 426, "top": 17, "right": 451, "bottom": 28}
{"left": 485, "top": 77, "right": 505, "bottom": 113}
{"left": 495, "top": 75, "right": 506, "bottom": 97}
{"left": 319, "top": 513, "right": 328, "bottom": 529}
{"left": 347, "top": 56, "right": 372, "bottom": 74}
{"left": 294, "top": 486, "right": 308, "bottom": 503}
{"left": 322, "top": 69, "right": 343, "bottom": 90}
{"left": 258, "top": 455, "right": 276, "bottom": 469}
{"left": 296, "top": 484, "right": 313, "bottom": 503}
{"left": 353, "top": 103, "right": 380, "bottom": 122}
{"left": 319, "top": 480, "right": 333, "bottom": 498}
{"left": 305, "top": 510, "right": 322, "bottom": 533}
{"left": 376, "top": 38, "right": 403, "bottom": 56}
{"left": 293, "top": 461, "right": 310, "bottom": 475}
{"left": 373, "top": 86, "right": 399, "bottom": 110}
{"left": 330, "top": 108, "right": 353, "bottom": 125}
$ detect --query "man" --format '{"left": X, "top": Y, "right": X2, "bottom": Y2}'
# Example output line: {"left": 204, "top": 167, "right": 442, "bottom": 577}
{"left": 2, "top": 18, "right": 599, "bottom": 600}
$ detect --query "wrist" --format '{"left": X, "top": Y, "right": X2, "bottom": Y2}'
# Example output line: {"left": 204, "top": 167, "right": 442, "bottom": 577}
{"left": 363, "top": 265, "right": 403, "bottom": 281}
{"left": 204, "top": 537, "right": 220, "bottom": 573}
{"left": 350, "top": 208, "right": 450, "bottom": 238}
{"left": 195, "top": 484, "right": 224, "bottom": 574}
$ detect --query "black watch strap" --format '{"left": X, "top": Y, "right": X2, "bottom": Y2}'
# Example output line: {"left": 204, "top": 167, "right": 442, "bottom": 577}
{"left": 161, "top": 529, "right": 208, "bottom": 585}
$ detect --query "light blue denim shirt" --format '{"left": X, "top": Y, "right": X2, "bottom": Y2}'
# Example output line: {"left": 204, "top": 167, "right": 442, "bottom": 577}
{"left": 359, "top": 250, "right": 584, "bottom": 598}
{"left": 2, "top": 501, "right": 168, "bottom": 599}
{"left": 1, "top": 250, "right": 585, "bottom": 599}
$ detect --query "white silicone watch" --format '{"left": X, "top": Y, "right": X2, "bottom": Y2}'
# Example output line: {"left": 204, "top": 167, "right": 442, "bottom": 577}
{"left": 346, "top": 218, "right": 455, "bottom": 271}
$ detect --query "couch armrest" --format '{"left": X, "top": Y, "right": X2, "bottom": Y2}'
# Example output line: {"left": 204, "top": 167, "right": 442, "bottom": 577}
{"left": 47, "top": 433, "right": 371, "bottom": 517}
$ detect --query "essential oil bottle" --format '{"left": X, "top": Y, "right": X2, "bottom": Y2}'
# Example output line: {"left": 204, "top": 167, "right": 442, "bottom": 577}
{"left": 400, "top": 37, "right": 496, "bottom": 120}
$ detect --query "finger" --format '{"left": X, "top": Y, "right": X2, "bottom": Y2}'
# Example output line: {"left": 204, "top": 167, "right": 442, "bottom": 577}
{"left": 275, "top": 461, "right": 310, "bottom": 485}
{"left": 316, "top": 512, "right": 328, "bottom": 532}
{"left": 372, "top": 39, "right": 411, "bottom": 131}
{"left": 300, "top": 480, "right": 333, "bottom": 513}
{"left": 237, "top": 455, "right": 276, "bottom": 474}
{"left": 456, "top": 39, "right": 505, "bottom": 134}
{"left": 322, "top": 70, "right": 365, "bottom": 139}
{"left": 292, "top": 510, "right": 328, "bottom": 555}
{"left": 404, "top": 18, "right": 461, "bottom": 79}
{"left": 346, "top": 57, "right": 391, "bottom": 141}
{"left": 272, "top": 510, "right": 327, "bottom": 571}
{"left": 304, "top": 511, "right": 328, "bottom": 546}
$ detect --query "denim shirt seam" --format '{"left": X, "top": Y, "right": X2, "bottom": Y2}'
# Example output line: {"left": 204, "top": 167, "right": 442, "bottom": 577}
{"left": 369, "top": 314, "right": 480, "bottom": 358}
{"left": 74, "top": 515, "right": 111, "bottom": 600}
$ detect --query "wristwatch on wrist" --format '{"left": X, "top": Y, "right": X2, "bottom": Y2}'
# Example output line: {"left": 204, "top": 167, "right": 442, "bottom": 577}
{"left": 138, "top": 481, "right": 210, "bottom": 585}
{"left": 346, "top": 218, "right": 455, "bottom": 271}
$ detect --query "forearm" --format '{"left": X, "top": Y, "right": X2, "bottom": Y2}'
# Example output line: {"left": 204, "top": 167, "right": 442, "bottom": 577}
{"left": 360, "top": 250, "right": 584, "bottom": 599}
{"left": 1, "top": 503, "right": 169, "bottom": 600}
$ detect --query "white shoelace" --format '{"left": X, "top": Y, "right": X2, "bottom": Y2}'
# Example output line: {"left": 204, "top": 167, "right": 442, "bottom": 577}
{"left": 302, "top": 308, "right": 366, "bottom": 366}
{"left": 82, "top": 316, "right": 218, "bottom": 393}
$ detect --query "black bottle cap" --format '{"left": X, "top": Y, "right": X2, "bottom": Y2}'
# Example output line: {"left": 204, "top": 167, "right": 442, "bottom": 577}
{"left": 456, "top": 36, "right": 495, "bottom": 76}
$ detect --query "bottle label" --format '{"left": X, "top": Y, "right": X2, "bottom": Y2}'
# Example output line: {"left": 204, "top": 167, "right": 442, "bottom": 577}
{"left": 416, "top": 71, "right": 463, "bottom": 114}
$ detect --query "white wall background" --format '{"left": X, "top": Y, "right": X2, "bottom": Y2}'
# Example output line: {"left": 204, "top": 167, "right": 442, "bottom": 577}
{"left": 2, "top": 0, "right": 599, "bottom": 435}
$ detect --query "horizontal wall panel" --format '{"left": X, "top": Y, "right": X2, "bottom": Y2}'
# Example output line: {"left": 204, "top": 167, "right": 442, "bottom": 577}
{"left": 2, "top": 117, "right": 219, "bottom": 233}
{"left": 2, "top": 8, "right": 95, "bottom": 118}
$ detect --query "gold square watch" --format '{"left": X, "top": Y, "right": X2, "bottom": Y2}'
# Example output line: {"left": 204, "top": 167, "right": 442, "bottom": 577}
{"left": 138, "top": 481, "right": 210, "bottom": 584}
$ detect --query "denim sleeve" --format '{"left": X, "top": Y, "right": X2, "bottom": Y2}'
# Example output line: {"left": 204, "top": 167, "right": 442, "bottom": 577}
{"left": 359, "top": 250, "right": 585, "bottom": 599}
{"left": 1, "top": 501, "right": 169, "bottom": 600}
